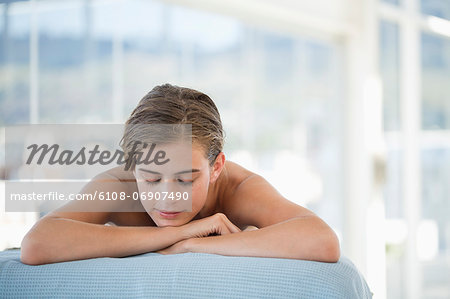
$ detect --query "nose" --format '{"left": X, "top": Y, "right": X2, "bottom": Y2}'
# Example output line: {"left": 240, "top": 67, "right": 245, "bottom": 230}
{"left": 150, "top": 181, "right": 190, "bottom": 208}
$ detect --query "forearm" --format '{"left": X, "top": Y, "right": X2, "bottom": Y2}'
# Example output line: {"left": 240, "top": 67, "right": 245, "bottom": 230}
{"left": 21, "top": 217, "right": 182, "bottom": 265}
{"left": 188, "top": 216, "right": 340, "bottom": 262}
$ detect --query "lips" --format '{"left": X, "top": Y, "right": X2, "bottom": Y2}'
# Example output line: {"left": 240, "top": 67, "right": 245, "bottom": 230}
{"left": 156, "top": 210, "right": 182, "bottom": 218}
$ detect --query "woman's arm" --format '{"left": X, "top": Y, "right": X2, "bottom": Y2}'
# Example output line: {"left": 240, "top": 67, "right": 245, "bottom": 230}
{"left": 159, "top": 171, "right": 340, "bottom": 263}
{"left": 159, "top": 215, "right": 339, "bottom": 262}
{"left": 20, "top": 171, "right": 183, "bottom": 265}
{"left": 226, "top": 171, "right": 340, "bottom": 262}
{"left": 21, "top": 211, "right": 242, "bottom": 265}
{"left": 187, "top": 215, "right": 339, "bottom": 262}
{"left": 21, "top": 214, "right": 181, "bottom": 265}
{"left": 20, "top": 170, "right": 241, "bottom": 265}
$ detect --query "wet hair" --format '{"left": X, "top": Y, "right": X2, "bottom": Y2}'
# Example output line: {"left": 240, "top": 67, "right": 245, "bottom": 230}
{"left": 120, "top": 84, "right": 224, "bottom": 169}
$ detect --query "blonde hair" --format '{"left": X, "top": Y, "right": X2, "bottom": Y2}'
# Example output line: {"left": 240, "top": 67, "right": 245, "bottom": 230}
{"left": 120, "top": 84, "right": 224, "bottom": 169}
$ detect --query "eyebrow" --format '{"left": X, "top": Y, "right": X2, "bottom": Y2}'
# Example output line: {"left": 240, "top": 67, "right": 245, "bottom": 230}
{"left": 138, "top": 168, "right": 201, "bottom": 175}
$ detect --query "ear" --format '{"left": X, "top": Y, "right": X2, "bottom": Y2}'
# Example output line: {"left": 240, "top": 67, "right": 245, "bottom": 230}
{"left": 210, "top": 152, "right": 225, "bottom": 184}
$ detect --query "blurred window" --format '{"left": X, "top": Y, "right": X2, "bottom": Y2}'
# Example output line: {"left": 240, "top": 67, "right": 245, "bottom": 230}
{"left": 421, "top": 0, "right": 450, "bottom": 20}
{"left": 380, "top": 1, "right": 450, "bottom": 297}
{"left": 0, "top": 0, "right": 343, "bottom": 251}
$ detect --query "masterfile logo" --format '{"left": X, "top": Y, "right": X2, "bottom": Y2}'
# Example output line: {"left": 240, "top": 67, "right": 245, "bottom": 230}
{"left": 25, "top": 142, "right": 170, "bottom": 170}
{"left": 3, "top": 124, "right": 192, "bottom": 213}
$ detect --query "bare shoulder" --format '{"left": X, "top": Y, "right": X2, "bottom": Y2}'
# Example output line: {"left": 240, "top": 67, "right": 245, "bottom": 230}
{"left": 221, "top": 161, "right": 255, "bottom": 187}
{"left": 100, "top": 166, "right": 155, "bottom": 226}
{"left": 217, "top": 161, "right": 256, "bottom": 221}
{"left": 219, "top": 161, "right": 315, "bottom": 228}
{"left": 217, "top": 161, "right": 255, "bottom": 201}
{"left": 45, "top": 166, "right": 153, "bottom": 226}
{"left": 101, "top": 166, "right": 136, "bottom": 184}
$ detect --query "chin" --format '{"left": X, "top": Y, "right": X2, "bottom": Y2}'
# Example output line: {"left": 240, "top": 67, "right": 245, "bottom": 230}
{"left": 150, "top": 212, "right": 190, "bottom": 227}
{"left": 155, "top": 219, "right": 187, "bottom": 227}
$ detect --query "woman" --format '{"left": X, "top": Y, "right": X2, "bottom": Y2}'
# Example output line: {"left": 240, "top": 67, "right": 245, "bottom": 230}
{"left": 20, "top": 84, "right": 340, "bottom": 265}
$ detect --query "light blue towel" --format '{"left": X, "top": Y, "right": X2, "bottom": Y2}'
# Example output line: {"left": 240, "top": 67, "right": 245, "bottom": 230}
{"left": 0, "top": 249, "right": 372, "bottom": 298}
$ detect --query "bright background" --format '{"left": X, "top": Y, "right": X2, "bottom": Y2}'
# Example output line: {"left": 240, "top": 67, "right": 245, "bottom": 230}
{"left": 0, "top": 0, "right": 449, "bottom": 298}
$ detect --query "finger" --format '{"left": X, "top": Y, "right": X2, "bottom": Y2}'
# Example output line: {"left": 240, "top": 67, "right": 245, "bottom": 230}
{"left": 215, "top": 218, "right": 240, "bottom": 235}
{"left": 223, "top": 218, "right": 241, "bottom": 234}
{"left": 207, "top": 214, "right": 231, "bottom": 236}
{"left": 217, "top": 224, "right": 232, "bottom": 235}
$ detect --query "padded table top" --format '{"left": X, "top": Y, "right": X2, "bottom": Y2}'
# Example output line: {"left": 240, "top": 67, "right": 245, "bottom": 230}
{"left": 0, "top": 249, "right": 372, "bottom": 298}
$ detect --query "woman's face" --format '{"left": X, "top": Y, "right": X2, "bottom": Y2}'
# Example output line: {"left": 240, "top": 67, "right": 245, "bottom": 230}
{"left": 133, "top": 142, "right": 218, "bottom": 227}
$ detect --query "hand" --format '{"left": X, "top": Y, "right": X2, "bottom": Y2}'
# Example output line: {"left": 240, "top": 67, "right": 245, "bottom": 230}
{"left": 181, "top": 213, "right": 241, "bottom": 239}
{"left": 157, "top": 225, "right": 260, "bottom": 256}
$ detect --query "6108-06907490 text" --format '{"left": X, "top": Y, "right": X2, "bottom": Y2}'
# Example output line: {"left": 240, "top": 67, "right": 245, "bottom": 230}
{"left": 9, "top": 191, "right": 190, "bottom": 201}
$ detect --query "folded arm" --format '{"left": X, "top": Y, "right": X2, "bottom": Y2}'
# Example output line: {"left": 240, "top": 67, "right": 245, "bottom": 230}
{"left": 159, "top": 172, "right": 340, "bottom": 263}
{"left": 190, "top": 215, "right": 339, "bottom": 262}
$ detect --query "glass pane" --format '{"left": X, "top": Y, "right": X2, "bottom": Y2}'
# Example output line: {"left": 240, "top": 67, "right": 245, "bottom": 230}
{"left": 0, "top": 2, "right": 30, "bottom": 125}
{"left": 384, "top": 141, "right": 406, "bottom": 299}
{"left": 421, "top": 0, "right": 450, "bottom": 20}
{"left": 421, "top": 21, "right": 450, "bottom": 299}
{"left": 38, "top": 1, "right": 112, "bottom": 123}
{"left": 421, "top": 33, "right": 450, "bottom": 130}
{"left": 380, "top": 20, "right": 401, "bottom": 131}
{"left": 420, "top": 145, "right": 450, "bottom": 299}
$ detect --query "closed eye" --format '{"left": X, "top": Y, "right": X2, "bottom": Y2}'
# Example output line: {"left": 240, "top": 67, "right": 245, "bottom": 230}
{"left": 146, "top": 178, "right": 161, "bottom": 185}
{"left": 177, "top": 178, "right": 193, "bottom": 186}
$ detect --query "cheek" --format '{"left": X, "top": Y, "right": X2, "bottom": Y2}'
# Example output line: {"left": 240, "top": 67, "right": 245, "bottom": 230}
{"left": 135, "top": 183, "right": 157, "bottom": 212}
{"left": 191, "top": 178, "right": 209, "bottom": 209}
